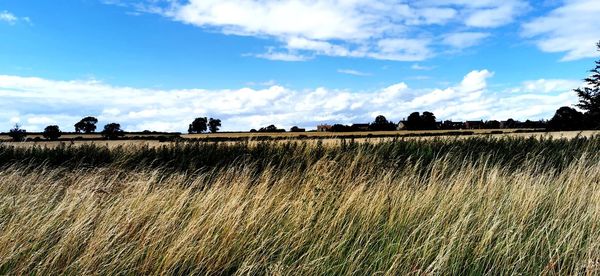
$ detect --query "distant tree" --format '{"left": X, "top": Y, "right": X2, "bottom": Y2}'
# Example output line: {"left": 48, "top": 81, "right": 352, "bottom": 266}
{"left": 330, "top": 124, "right": 352, "bottom": 132}
{"left": 574, "top": 41, "right": 600, "bottom": 129}
{"left": 440, "top": 120, "right": 464, "bottom": 130}
{"left": 208, "top": 118, "right": 222, "bottom": 133}
{"left": 188, "top": 117, "right": 208, "bottom": 134}
{"left": 503, "top": 118, "right": 517, "bottom": 129}
{"left": 549, "top": 106, "right": 585, "bottom": 130}
{"left": 523, "top": 120, "right": 547, "bottom": 129}
{"left": 8, "top": 124, "right": 27, "bottom": 142}
{"left": 290, "top": 126, "right": 305, "bottom": 132}
{"left": 250, "top": 129, "right": 257, "bottom": 133}
{"left": 420, "top": 111, "right": 437, "bottom": 130}
{"left": 369, "top": 115, "right": 396, "bottom": 131}
{"left": 258, "top": 125, "right": 285, "bottom": 132}
{"left": 485, "top": 120, "right": 501, "bottom": 129}
{"left": 101, "top": 123, "right": 125, "bottom": 139}
{"left": 43, "top": 125, "right": 61, "bottom": 140}
{"left": 75, "top": 116, "right": 98, "bottom": 133}
{"left": 405, "top": 112, "right": 422, "bottom": 130}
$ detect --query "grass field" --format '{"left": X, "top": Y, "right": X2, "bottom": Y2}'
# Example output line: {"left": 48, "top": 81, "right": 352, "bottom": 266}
{"left": 1, "top": 135, "right": 600, "bottom": 274}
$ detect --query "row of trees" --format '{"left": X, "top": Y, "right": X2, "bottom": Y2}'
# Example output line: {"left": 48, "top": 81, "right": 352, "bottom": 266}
{"left": 323, "top": 113, "right": 546, "bottom": 133}
{"left": 319, "top": 112, "right": 436, "bottom": 132}
{"left": 8, "top": 121, "right": 126, "bottom": 142}
{"left": 6, "top": 116, "right": 223, "bottom": 142}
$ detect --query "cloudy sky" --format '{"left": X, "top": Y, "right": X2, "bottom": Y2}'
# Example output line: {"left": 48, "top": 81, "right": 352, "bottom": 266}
{"left": 1, "top": 0, "right": 599, "bottom": 132}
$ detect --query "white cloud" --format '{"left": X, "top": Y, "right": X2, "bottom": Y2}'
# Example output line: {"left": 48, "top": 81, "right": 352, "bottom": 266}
{"left": 116, "top": 0, "right": 529, "bottom": 61}
{"left": 442, "top": 32, "right": 490, "bottom": 49}
{"left": 522, "top": 0, "right": 600, "bottom": 61}
{"left": 515, "top": 79, "right": 581, "bottom": 93}
{"left": 0, "top": 11, "right": 18, "bottom": 24}
{"left": 337, "top": 69, "right": 372, "bottom": 77}
{"left": 0, "top": 11, "right": 31, "bottom": 25}
{"left": 464, "top": 1, "right": 529, "bottom": 27}
{"left": 374, "top": 38, "right": 433, "bottom": 61}
{"left": 0, "top": 72, "right": 579, "bottom": 132}
{"left": 254, "top": 49, "right": 309, "bottom": 61}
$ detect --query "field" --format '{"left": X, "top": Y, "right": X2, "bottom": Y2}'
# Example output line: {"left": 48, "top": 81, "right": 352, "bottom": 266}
{"left": 1, "top": 135, "right": 600, "bottom": 274}
{"left": 2, "top": 130, "right": 600, "bottom": 149}
{"left": 0, "top": 128, "right": 546, "bottom": 142}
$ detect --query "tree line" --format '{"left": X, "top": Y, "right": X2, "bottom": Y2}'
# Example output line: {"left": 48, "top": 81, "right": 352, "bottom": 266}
{"left": 5, "top": 41, "right": 600, "bottom": 142}
{"left": 7, "top": 117, "right": 129, "bottom": 142}
{"left": 6, "top": 116, "right": 224, "bottom": 142}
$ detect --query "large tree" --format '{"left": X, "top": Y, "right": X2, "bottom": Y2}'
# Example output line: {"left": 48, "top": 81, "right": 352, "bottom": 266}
{"left": 370, "top": 115, "right": 395, "bottom": 131}
{"left": 574, "top": 41, "right": 600, "bottom": 128}
{"left": 101, "top": 123, "right": 125, "bottom": 140}
{"left": 188, "top": 117, "right": 208, "bottom": 134}
{"left": 75, "top": 116, "right": 98, "bottom": 133}
{"left": 208, "top": 118, "right": 222, "bottom": 133}
{"left": 420, "top": 111, "right": 437, "bottom": 130}
{"left": 405, "top": 112, "right": 422, "bottom": 130}
{"left": 549, "top": 106, "right": 584, "bottom": 130}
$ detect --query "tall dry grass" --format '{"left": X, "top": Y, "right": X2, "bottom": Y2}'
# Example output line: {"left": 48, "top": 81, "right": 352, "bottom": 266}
{"left": 1, "top": 137, "right": 600, "bottom": 274}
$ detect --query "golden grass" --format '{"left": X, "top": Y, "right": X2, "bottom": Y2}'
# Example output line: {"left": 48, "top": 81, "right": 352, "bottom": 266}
{"left": 1, "top": 148, "right": 600, "bottom": 274}
{"left": 182, "top": 128, "right": 531, "bottom": 139}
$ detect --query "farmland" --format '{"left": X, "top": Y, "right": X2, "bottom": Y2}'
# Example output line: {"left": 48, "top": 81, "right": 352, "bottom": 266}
{"left": 1, "top": 135, "right": 600, "bottom": 274}
{"left": 2, "top": 129, "right": 599, "bottom": 148}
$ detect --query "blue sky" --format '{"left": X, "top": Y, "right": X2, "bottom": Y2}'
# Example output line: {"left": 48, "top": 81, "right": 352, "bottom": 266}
{"left": 1, "top": 0, "right": 599, "bottom": 131}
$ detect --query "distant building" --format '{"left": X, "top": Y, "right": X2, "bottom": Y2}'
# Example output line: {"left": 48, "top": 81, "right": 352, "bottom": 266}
{"left": 439, "top": 120, "right": 465, "bottom": 130}
{"left": 465, "top": 120, "right": 484, "bottom": 129}
{"left": 317, "top": 124, "right": 332, "bottom": 132}
{"left": 397, "top": 121, "right": 407, "bottom": 130}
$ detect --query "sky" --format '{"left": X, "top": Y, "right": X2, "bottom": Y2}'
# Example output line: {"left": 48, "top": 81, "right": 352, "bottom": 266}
{"left": 0, "top": 0, "right": 599, "bottom": 132}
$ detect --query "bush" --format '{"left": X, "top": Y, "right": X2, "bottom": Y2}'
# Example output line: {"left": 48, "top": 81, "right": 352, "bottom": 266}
{"left": 8, "top": 124, "right": 27, "bottom": 142}
{"left": 43, "top": 125, "right": 62, "bottom": 140}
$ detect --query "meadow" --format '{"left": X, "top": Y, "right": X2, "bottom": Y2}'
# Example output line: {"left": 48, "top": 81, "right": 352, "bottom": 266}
{"left": 1, "top": 135, "right": 600, "bottom": 274}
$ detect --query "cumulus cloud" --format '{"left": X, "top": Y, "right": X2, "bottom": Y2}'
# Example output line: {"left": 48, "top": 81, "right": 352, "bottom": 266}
{"left": 0, "top": 72, "right": 579, "bottom": 132}
{"left": 109, "top": 0, "right": 528, "bottom": 61}
{"left": 523, "top": 0, "right": 600, "bottom": 61}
